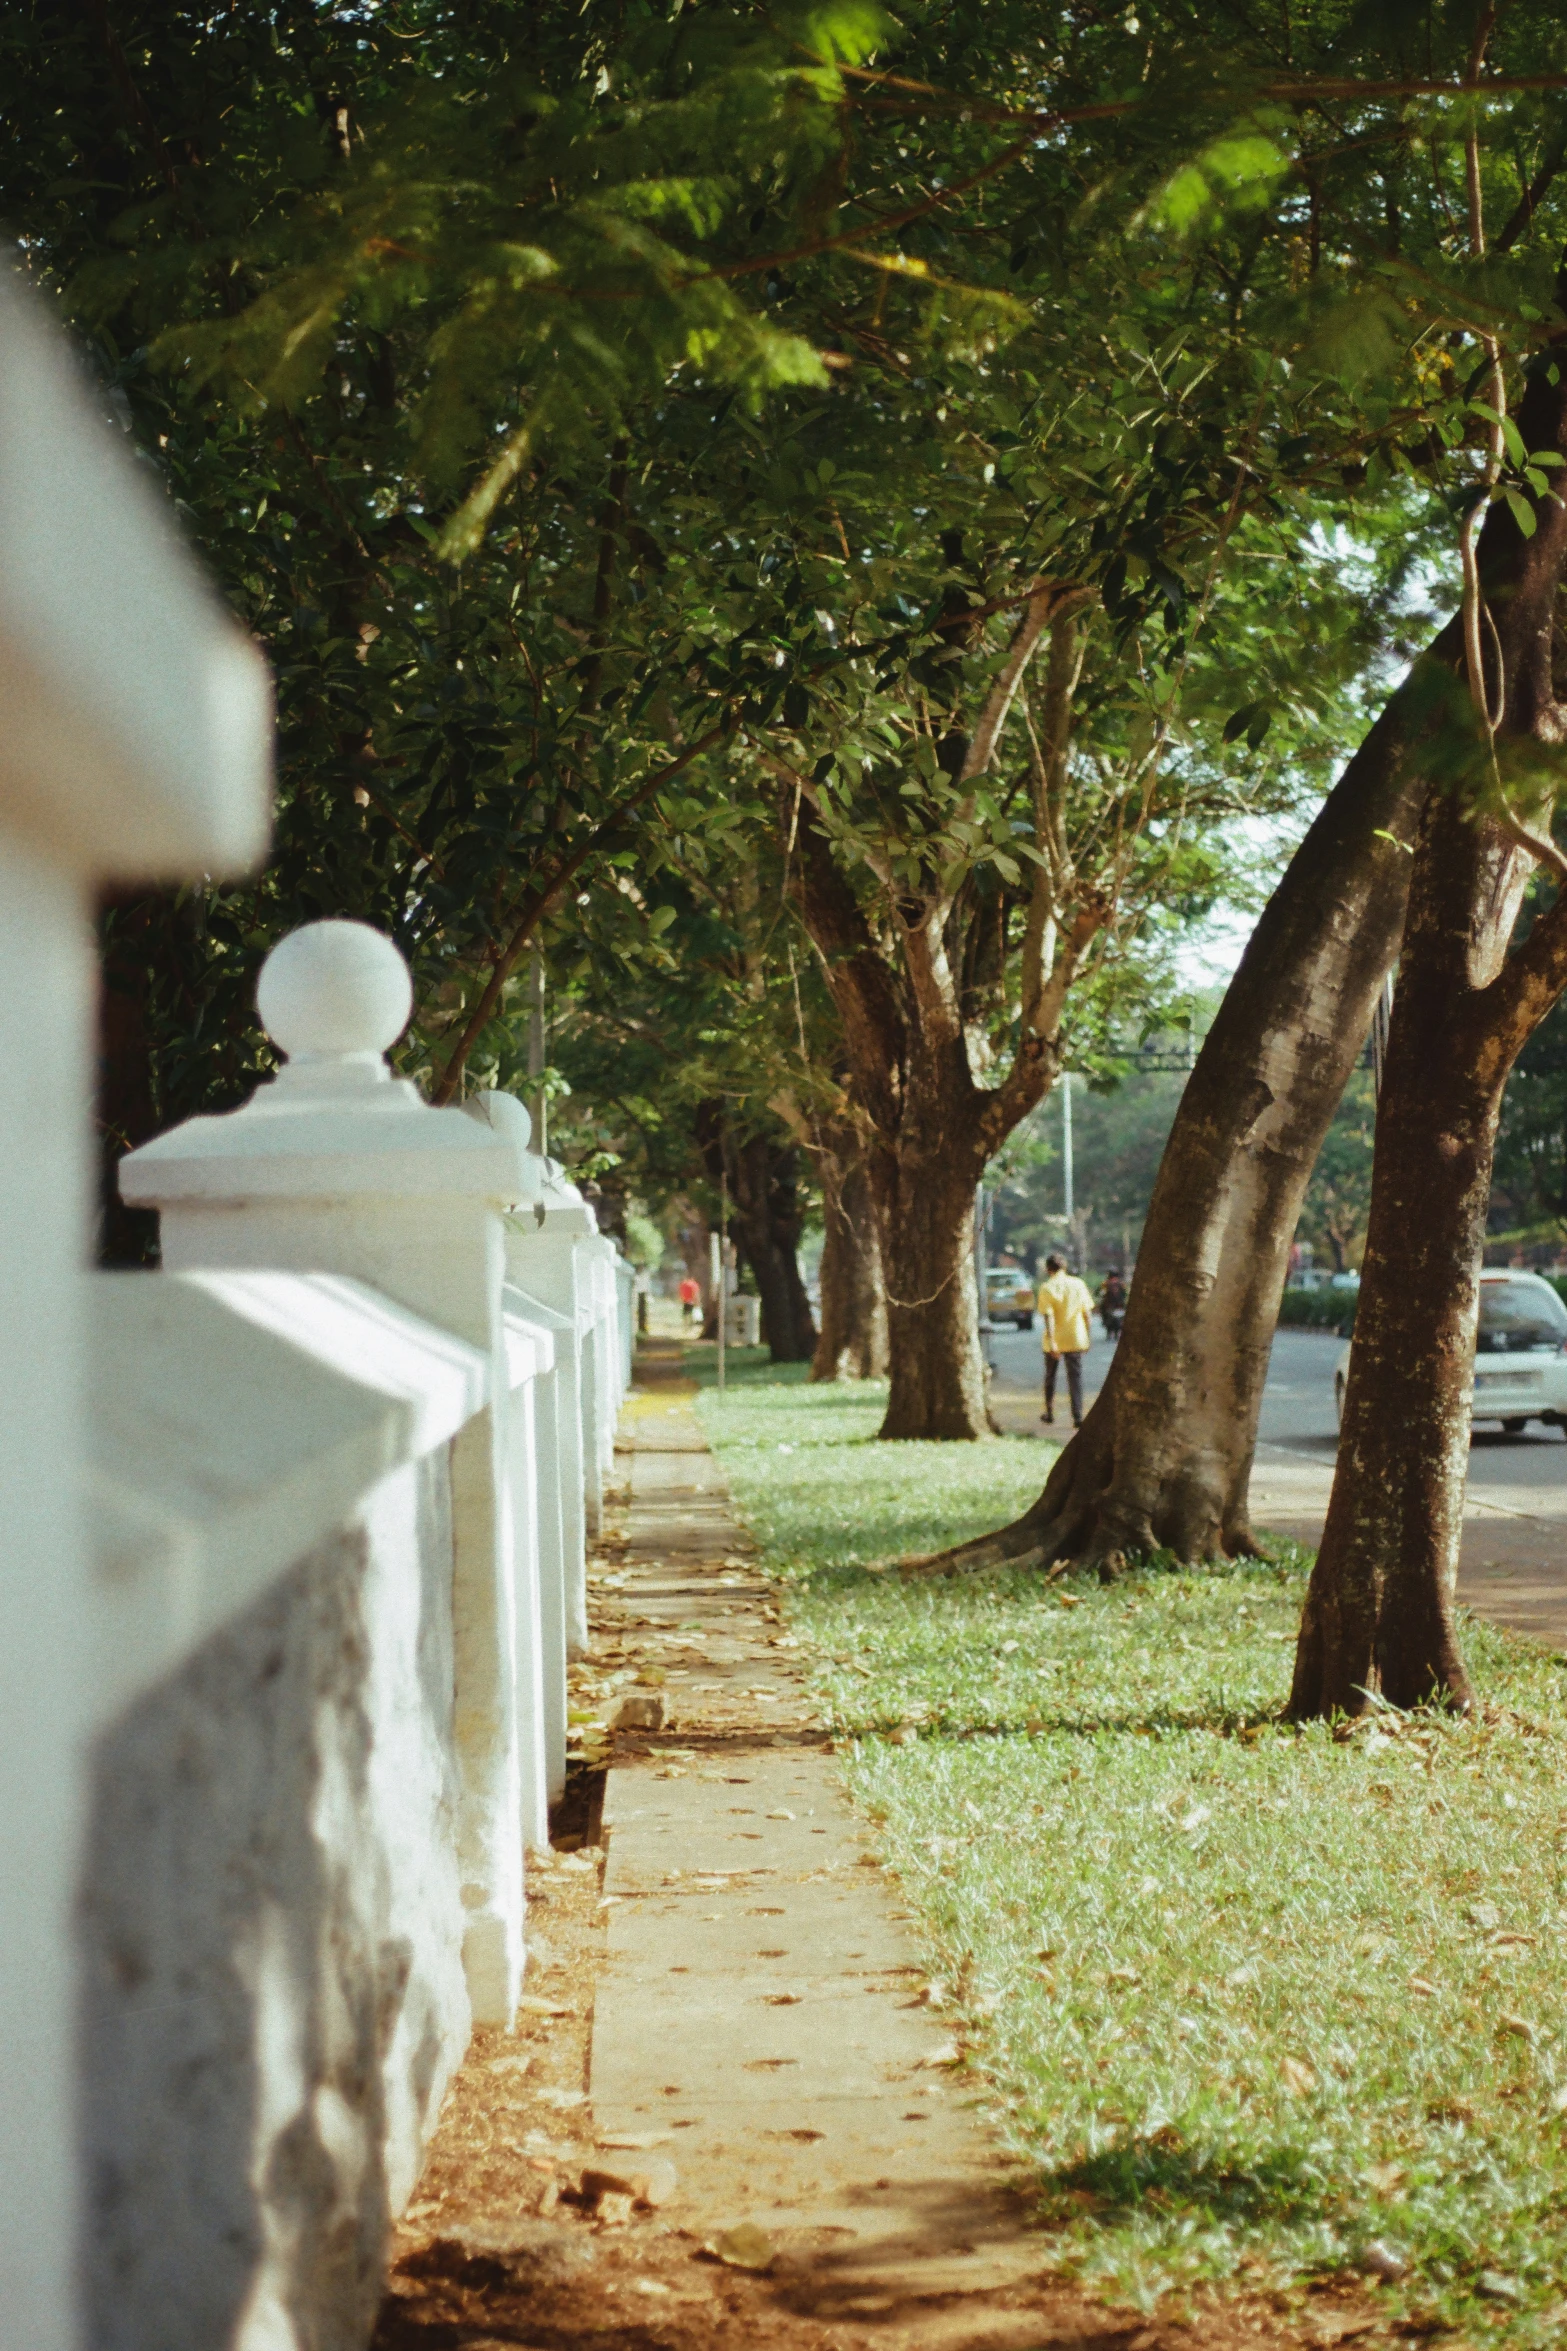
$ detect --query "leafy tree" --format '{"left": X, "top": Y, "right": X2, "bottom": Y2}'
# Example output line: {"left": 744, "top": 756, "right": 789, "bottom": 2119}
{"left": 897, "top": 0, "right": 1567, "bottom": 1561}
{"left": 0, "top": 0, "right": 881, "bottom": 1247}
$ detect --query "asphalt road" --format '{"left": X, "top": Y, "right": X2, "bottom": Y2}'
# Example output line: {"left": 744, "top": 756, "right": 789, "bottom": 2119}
{"left": 986, "top": 1317, "right": 1567, "bottom": 1500}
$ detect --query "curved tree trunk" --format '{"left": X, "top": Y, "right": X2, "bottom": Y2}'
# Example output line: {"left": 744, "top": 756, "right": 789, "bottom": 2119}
{"left": 811, "top": 1131, "right": 888, "bottom": 1380}
{"left": 915, "top": 344, "right": 1567, "bottom": 1578}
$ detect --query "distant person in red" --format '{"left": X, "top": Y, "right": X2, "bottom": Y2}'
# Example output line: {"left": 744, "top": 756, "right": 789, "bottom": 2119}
{"left": 678, "top": 1274, "right": 701, "bottom": 1330}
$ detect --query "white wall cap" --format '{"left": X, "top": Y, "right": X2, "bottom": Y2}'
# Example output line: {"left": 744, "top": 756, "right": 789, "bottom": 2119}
{"left": 502, "top": 1294, "right": 557, "bottom": 1382}
{"left": 537, "top": 1162, "right": 597, "bottom": 1235}
{"left": 502, "top": 1281, "right": 574, "bottom": 1338}
{"left": 120, "top": 920, "right": 524, "bottom": 1206}
{"left": 464, "top": 1090, "right": 542, "bottom": 1203}
{"left": 0, "top": 264, "right": 271, "bottom": 878}
{"left": 88, "top": 1269, "right": 489, "bottom": 1727}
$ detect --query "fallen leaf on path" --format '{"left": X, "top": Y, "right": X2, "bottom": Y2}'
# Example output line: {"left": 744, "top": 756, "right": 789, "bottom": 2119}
{"left": 517, "top": 1997, "right": 574, "bottom": 2018}
{"left": 537, "top": 2088, "right": 588, "bottom": 2110}
{"left": 708, "top": 2222, "right": 776, "bottom": 2271}
{"left": 922, "top": 2040, "right": 963, "bottom": 2068}
{"left": 1365, "top": 2161, "right": 1406, "bottom": 2198}
{"left": 1280, "top": 2057, "right": 1317, "bottom": 2097}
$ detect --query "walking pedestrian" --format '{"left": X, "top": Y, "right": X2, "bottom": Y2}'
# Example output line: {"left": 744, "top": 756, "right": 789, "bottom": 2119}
{"left": 678, "top": 1273, "right": 700, "bottom": 1331}
{"left": 1038, "top": 1253, "right": 1094, "bottom": 1428}
{"left": 1097, "top": 1267, "right": 1127, "bottom": 1340}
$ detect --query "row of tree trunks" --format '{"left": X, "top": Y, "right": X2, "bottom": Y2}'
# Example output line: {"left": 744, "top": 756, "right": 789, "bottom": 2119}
{"left": 810, "top": 1126, "right": 888, "bottom": 1380}
{"left": 1292, "top": 316, "right": 1567, "bottom": 1717}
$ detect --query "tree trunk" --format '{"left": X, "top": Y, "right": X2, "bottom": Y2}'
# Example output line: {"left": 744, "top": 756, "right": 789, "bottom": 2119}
{"left": 811, "top": 1131, "right": 888, "bottom": 1380}
{"left": 707, "top": 1126, "right": 818, "bottom": 1364}
{"left": 736, "top": 1135, "right": 817, "bottom": 1363}
{"left": 1291, "top": 395, "right": 1567, "bottom": 1716}
{"left": 874, "top": 1139, "right": 989, "bottom": 1437}
{"left": 1289, "top": 808, "right": 1512, "bottom": 1714}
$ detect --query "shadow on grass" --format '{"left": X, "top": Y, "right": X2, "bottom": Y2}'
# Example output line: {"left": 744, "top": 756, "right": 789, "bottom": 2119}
{"left": 1033, "top": 2130, "right": 1333, "bottom": 2235}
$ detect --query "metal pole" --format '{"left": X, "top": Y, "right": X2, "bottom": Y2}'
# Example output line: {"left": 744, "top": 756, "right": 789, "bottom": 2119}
{"left": 528, "top": 946, "right": 547, "bottom": 1158}
{"left": 1062, "top": 1071, "right": 1074, "bottom": 1230}
{"left": 717, "top": 1165, "right": 728, "bottom": 1394}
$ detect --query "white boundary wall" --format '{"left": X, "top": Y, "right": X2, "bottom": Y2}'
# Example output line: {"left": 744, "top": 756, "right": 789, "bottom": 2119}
{"left": 0, "top": 272, "right": 631, "bottom": 2349}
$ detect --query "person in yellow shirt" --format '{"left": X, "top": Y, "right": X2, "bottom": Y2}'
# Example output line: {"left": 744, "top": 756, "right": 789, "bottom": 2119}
{"left": 1037, "top": 1253, "right": 1094, "bottom": 1427}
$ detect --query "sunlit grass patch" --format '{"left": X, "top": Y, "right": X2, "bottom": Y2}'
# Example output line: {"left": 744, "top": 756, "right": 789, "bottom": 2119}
{"left": 698, "top": 1375, "right": 1567, "bottom": 2344}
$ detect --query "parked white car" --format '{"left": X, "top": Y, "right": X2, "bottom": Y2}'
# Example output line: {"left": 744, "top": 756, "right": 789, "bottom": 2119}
{"left": 1334, "top": 1269, "right": 1567, "bottom": 1437}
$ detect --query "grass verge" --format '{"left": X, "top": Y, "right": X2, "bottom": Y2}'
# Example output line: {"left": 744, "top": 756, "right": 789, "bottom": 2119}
{"left": 696, "top": 1373, "right": 1567, "bottom": 2345}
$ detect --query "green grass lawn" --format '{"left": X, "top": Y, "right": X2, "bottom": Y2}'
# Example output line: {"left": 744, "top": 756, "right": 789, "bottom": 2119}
{"left": 695, "top": 1373, "right": 1567, "bottom": 2344}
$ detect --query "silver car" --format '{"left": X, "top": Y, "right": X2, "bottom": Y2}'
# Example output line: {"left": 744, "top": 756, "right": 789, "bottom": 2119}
{"left": 1334, "top": 1269, "right": 1567, "bottom": 1437}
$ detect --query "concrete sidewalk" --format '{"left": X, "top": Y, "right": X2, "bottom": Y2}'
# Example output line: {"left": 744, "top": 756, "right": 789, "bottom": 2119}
{"left": 589, "top": 1365, "right": 1052, "bottom": 2333}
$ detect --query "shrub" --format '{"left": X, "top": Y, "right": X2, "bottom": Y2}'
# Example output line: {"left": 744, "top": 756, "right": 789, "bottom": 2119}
{"left": 1277, "top": 1285, "right": 1358, "bottom": 1336}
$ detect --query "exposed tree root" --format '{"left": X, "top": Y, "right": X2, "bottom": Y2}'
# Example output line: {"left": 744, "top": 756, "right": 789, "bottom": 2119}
{"left": 895, "top": 1379, "right": 1253, "bottom": 1583}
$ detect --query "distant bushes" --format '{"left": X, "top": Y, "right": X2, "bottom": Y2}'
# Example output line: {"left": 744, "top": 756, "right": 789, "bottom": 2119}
{"left": 1278, "top": 1286, "right": 1358, "bottom": 1336}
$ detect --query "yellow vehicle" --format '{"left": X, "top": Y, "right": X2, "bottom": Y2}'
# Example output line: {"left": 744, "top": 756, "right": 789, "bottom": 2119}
{"left": 985, "top": 1266, "right": 1036, "bottom": 1331}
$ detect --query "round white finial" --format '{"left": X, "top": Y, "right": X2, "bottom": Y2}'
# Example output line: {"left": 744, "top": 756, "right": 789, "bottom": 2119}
{"left": 257, "top": 919, "right": 413, "bottom": 1063}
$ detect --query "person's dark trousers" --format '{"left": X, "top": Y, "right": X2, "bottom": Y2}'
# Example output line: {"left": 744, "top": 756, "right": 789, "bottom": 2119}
{"left": 1043, "top": 1351, "right": 1084, "bottom": 1426}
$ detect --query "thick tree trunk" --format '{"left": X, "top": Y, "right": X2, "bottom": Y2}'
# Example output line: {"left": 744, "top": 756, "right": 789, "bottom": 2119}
{"left": 811, "top": 1133, "right": 888, "bottom": 1380}
{"left": 1291, "top": 374, "right": 1567, "bottom": 1714}
{"left": 874, "top": 1143, "right": 990, "bottom": 1438}
{"left": 1289, "top": 815, "right": 1510, "bottom": 1714}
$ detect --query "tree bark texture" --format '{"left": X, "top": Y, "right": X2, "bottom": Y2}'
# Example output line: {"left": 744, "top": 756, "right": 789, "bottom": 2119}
{"left": 1291, "top": 367, "right": 1567, "bottom": 1715}
{"left": 811, "top": 1130, "right": 888, "bottom": 1380}
{"left": 907, "top": 542, "right": 1565, "bottom": 1558}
